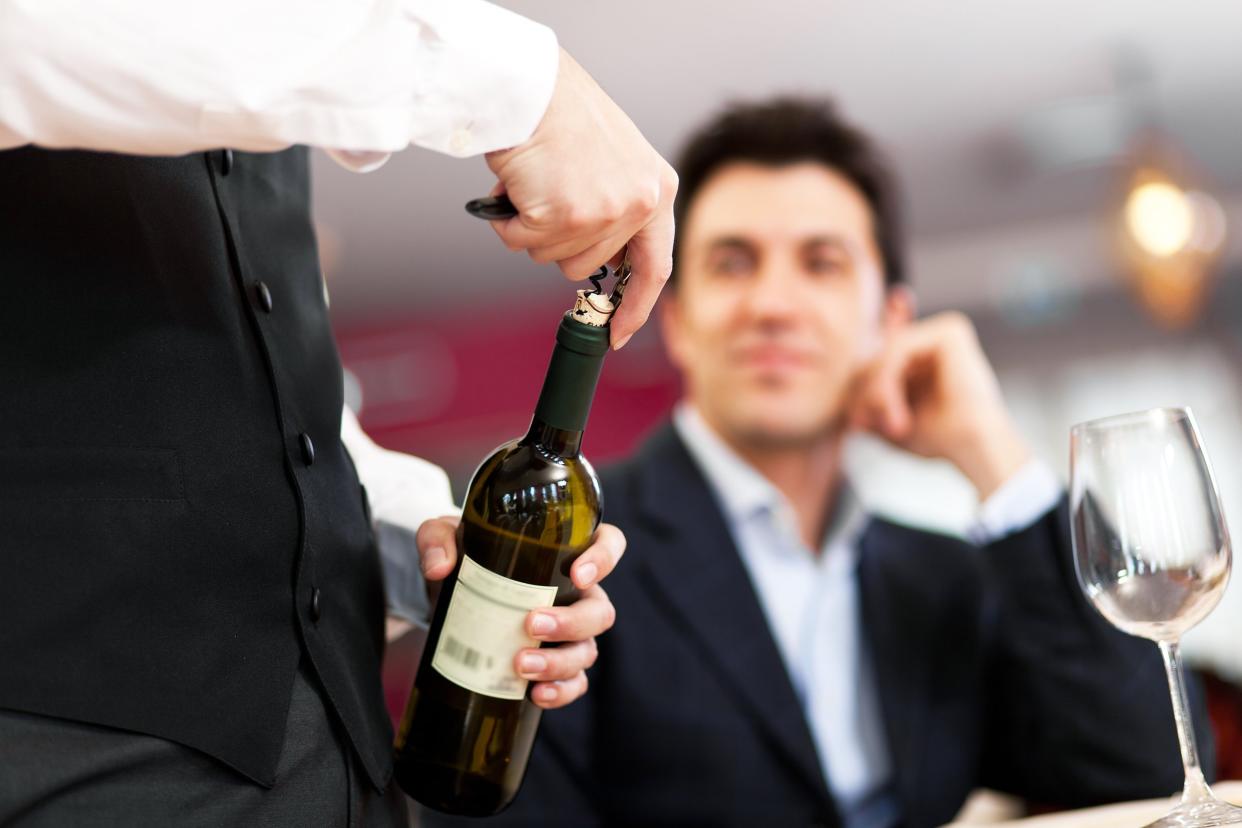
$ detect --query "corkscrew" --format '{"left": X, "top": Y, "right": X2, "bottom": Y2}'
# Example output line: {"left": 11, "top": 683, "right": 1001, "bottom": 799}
{"left": 465, "top": 195, "right": 632, "bottom": 313}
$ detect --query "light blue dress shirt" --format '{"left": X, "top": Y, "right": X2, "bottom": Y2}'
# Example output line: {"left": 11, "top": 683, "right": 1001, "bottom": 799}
{"left": 672, "top": 403, "right": 1062, "bottom": 828}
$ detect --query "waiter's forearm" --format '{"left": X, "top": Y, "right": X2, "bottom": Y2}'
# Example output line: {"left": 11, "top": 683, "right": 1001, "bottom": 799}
{"left": 0, "top": 0, "right": 557, "bottom": 159}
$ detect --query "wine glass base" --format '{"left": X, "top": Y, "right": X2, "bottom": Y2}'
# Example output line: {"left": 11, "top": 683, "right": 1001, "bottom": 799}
{"left": 1145, "top": 799, "right": 1242, "bottom": 828}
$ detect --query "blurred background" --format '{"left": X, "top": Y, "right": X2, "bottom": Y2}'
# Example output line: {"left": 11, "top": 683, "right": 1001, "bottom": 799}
{"left": 315, "top": 0, "right": 1242, "bottom": 774}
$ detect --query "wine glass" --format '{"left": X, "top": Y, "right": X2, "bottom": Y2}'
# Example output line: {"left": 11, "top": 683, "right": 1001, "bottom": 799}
{"left": 1071, "top": 406, "right": 1240, "bottom": 828}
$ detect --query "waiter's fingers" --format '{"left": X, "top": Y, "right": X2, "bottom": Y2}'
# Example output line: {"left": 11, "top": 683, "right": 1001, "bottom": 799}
{"left": 569, "top": 522, "right": 626, "bottom": 590}
{"left": 606, "top": 166, "right": 677, "bottom": 349}
{"left": 515, "top": 638, "right": 598, "bottom": 683}
{"left": 416, "top": 515, "right": 461, "bottom": 582}
{"left": 526, "top": 584, "right": 615, "bottom": 642}
{"left": 490, "top": 188, "right": 649, "bottom": 255}
{"left": 530, "top": 672, "right": 589, "bottom": 710}
{"left": 553, "top": 235, "right": 632, "bottom": 282}
{"left": 524, "top": 224, "right": 618, "bottom": 270}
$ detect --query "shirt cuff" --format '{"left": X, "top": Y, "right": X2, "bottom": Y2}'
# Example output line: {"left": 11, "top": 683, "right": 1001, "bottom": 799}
{"left": 375, "top": 521, "right": 433, "bottom": 625}
{"left": 340, "top": 405, "right": 458, "bottom": 626}
{"left": 403, "top": 0, "right": 560, "bottom": 157}
{"left": 967, "top": 458, "right": 1063, "bottom": 545}
{"left": 324, "top": 148, "right": 392, "bottom": 173}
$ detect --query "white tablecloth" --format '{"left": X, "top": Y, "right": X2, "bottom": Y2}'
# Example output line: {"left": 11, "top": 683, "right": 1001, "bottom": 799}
{"left": 949, "top": 781, "right": 1242, "bottom": 828}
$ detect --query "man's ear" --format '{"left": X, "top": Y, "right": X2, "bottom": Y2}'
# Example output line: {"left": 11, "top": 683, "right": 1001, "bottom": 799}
{"left": 882, "top": 284, "right": 916, "bottom": 334}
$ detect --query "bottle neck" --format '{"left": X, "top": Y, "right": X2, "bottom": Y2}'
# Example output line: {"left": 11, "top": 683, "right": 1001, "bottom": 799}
{"left": 524, "top": 417, "right": 584, "bottom": 459}
{"left": 530, "top": 314, "right": 610, "bottom": 458}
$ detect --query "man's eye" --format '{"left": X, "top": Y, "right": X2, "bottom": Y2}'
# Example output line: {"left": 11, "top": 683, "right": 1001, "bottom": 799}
{"left": 709, "top": 252, "right": 754, "bottom": 275}
{"left": 806, "top": 256, "right": 847, "bottom": 276}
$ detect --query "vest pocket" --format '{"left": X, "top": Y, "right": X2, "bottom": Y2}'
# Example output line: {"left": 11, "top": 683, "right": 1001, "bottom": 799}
{"left": 0, "top": 447, "right": 185, "bottom": 502}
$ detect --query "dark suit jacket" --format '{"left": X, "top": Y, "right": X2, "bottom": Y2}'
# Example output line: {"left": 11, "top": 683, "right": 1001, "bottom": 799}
{"left": 427, "top": 423, "right": 1210, "bottom": 828}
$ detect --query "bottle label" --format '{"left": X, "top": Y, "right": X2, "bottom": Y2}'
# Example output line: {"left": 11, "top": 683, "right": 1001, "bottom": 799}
{"left": 431, "top": 554, "right": 558, "bottom": 700}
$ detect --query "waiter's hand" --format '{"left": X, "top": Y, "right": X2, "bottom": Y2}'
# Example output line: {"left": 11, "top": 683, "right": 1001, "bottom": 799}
{"left": 484, "top": 48, "right": 678, "bottom": 351}
{"left": 417, "top": 516, "right": 624, "bottom": 710}
{"left": 847, "top": 312, "right": 1030, "bottom": 500}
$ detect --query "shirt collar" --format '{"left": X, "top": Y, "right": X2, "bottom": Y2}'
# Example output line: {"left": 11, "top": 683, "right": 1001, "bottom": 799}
{"left": 673, "top": 402, "right": 783, "bottom": 522}
{"left": 672, "top": 403, "right": 870, "bottom": 559}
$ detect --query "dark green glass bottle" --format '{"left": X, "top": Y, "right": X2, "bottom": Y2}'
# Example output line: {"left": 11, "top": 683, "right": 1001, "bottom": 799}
{"left": 393, "top": 293, "right": 612, "bottom": 816}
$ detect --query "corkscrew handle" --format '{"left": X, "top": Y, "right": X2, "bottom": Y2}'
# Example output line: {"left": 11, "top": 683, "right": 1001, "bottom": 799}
{"left": 464, "top": 195, "right": 519, "bottom": 220}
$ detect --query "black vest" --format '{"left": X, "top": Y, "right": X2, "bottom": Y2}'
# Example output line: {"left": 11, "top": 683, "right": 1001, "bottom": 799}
{"left": 0, "top": 147, "right": 392, "bottom": 789}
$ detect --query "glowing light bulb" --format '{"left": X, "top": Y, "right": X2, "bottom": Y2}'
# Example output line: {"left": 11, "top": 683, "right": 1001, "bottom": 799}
{"left": 1124, "top": 180, "right": 1195, "bottom": 258}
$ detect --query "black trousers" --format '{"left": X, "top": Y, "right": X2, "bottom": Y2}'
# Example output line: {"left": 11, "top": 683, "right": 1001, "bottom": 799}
{"left": 0, "top": 660, "right": 409, "bottom": 827}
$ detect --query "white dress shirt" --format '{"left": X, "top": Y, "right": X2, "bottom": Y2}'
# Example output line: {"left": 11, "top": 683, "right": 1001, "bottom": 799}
{"left": 672, "top": 403, "right": 1062, "bottom": 828}
{"left": 0, "top": 0, "right": 560, "bottom": 168}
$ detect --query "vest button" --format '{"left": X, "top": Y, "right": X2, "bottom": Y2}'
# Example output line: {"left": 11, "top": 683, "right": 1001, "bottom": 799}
{"left": 254, "top": 281, "right": 273, "bottom": 313}
{"left": 300, "top": 433, "right": 315, "bottom": 466}
{"left": 310, "top": 587, "right": 322, "bottom": 622}
{"left": 220, "top": 148, "right": 234, "bottom": 176}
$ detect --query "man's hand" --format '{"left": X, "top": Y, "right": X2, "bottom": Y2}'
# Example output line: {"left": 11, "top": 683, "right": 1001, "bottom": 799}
{"left": 848, "top": 312, "right": 1030, "bottom": 500}
{"left": 416, "top": 516, "right": 624, "bottom": 710}
{"left": 484, "top": 48, "right": 678, "bottom": 351}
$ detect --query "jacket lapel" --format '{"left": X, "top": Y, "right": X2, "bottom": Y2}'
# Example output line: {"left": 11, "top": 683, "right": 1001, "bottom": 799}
{"left": 857, "top": 519, "right": 941, "bottom": 814}
{"left": 628, "top": 424, "right": 835, "bottom": 808}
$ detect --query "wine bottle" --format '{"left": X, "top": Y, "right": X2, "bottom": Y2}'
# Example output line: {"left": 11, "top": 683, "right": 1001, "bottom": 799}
{"left": 393, "top": 287, "right": 616, "bottom": 816}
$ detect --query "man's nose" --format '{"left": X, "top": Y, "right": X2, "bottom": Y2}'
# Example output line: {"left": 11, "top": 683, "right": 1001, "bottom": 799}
{"left": 745, "top": 261, "right": 801, "bottom": 322}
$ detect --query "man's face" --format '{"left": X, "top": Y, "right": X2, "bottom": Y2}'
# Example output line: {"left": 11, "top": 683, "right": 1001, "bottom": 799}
{"left": 662, "top": 161, "right": 905, "bottom": 448}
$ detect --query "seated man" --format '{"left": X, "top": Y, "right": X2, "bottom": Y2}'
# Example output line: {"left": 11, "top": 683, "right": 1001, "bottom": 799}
{"left": 428, "top": 98, "right": 1210, "bottom": 828}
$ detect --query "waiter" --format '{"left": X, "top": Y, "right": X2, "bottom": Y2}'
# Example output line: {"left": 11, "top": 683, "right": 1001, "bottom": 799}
{"left": 0, "top": 1, "right": 676, "bottom": 825}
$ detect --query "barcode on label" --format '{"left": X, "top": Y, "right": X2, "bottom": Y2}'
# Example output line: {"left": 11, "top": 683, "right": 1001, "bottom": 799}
{"left": 442, "top": 636, "right": 489, "bottom": 671}
{"left": 430, "top": 555, "right": 556, "bottom": 699}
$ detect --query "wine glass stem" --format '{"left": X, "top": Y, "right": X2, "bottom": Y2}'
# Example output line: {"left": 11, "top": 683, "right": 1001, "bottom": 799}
{"left": 1158, "top": 639, "right": 1212, "bottom": 804}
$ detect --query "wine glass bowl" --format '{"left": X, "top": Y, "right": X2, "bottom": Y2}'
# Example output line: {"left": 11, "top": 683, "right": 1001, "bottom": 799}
{"left": 1070, "top": 406, "right": 1241, "bottom": 828}
{"left": 1072, "top": 408, "right": 1232, "bottom": 642}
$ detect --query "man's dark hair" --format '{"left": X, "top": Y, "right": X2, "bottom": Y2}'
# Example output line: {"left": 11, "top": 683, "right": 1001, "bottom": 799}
{"left": 671, "top": 96, "right": 905, "bottom": 287}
